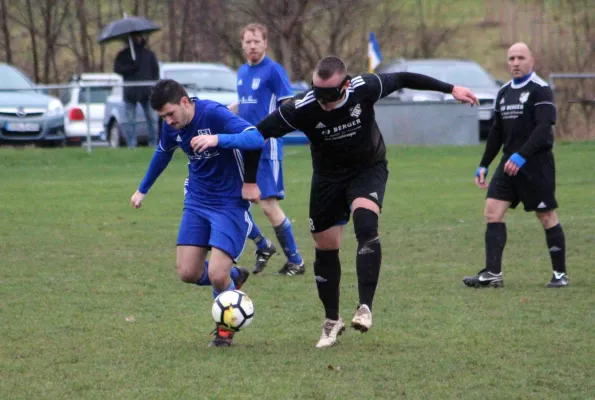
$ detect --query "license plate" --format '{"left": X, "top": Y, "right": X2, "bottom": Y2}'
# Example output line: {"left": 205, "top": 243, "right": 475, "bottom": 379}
{"left": 6, "top": 122, "right": 41, "bottom": 132}
{"left": 478, "top": 110, "right": 492, "bottom": 120}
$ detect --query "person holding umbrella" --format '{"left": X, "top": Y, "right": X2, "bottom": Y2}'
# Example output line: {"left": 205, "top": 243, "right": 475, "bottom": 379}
{"left": 113, "top": 33, "right": 159, "bottom": 148}
{"left": 99, "top": 15, "right": 161, "bottom": 148}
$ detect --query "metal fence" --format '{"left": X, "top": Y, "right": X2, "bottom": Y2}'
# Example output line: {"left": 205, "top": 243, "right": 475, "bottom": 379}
{"left": 0, "top": 81, "right": 183, "bottom": 153}
{"left": 547, "top": 73, "right": 595, "bottom": 139}
{"left": 16, "top": 76, "right": 584, "bottom": 151}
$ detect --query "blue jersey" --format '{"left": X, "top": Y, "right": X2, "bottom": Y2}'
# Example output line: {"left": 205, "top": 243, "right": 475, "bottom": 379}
{"left": 237, "top": 56, "right": 293, "bottom": 160}
{"left": 140, "top": 99, "right": 255, "bottom": 209}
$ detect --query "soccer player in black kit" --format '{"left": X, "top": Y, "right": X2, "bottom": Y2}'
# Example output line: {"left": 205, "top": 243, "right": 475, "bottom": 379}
{"left": 463, "top": 42, "right": 569, "bottom": 289}
{"left": 193, "top": 55, "right": 478, "bottom": 348}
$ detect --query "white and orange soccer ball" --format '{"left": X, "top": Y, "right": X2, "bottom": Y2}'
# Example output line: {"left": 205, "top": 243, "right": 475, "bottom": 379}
{"left": 211, "top": 289, "right": 254, "bottom": 331}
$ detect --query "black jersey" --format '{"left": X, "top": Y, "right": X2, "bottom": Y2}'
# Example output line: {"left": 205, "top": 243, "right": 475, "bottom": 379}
{"left": 480, "top": 73, "right": 556, "bottom": 167}
{"left": 254, "top": 73, "right": 453, "bottom": 180}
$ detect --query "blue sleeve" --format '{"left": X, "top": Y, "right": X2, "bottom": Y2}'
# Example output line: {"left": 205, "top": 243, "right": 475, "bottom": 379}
{"left": 158, "top": 124, "right": 178, "bottom": 151}
{"left": 204, "top": 103, "right": 263, "bottom": 150}
{"left": 138, "top": 146, "right": 175, "bottom": 194}
{"left": 217, "top": 128, "right": 264, "bottom": 150}
{"left": 206, "top": 103, "right": 255, "bottom": 134}
{"left": 271, "top": 64, "right": 294, "bottom": 104}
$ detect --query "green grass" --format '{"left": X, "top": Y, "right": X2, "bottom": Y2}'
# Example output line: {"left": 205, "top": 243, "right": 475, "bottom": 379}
{"left": 1, "top": 143, "right": 594, "bottom": 399}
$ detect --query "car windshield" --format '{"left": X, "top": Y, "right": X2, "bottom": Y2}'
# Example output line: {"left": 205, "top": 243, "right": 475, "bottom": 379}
{"left": 0, "top": 65, "right": 35, "bottom": 90}
{"left": 406, "top": 64, "right": 496, "bottom": 87}
{"left": 78, "top": 86, "right": 112, "bottom": 103}
{"left": 163, "top": 69, "right": 236, "bottom": 92}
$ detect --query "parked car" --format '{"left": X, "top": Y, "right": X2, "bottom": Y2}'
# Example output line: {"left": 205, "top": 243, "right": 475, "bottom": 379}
{"left": 103, "top": 62, "right": 238, "bottom": 148}
{"left": 60, "top": 73, "right": 121, "bottom": 144}
{"left": 0, "top": 63, "right": 65, "bottom": 146}
{"left": 375, "top": 59, "right": 503, "bottom": 140}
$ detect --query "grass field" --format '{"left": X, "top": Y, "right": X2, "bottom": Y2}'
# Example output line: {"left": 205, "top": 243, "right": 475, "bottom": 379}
{"left": 1, "top": 143, "right": 594, "bottom": 399}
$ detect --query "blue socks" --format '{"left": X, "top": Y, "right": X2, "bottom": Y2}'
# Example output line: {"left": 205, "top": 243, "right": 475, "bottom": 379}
{"left": 274, "top": 218, "right": 302, "bottom": 265}
{"left": 195, "top": 261, "right": 241, "bottom": 288}
{"left": 196, "top": 261, "right": 212, "bottom": 286}
{"left": 213, "top": 280, "right": 236, "bottom": 299}
{"left": 248, "top": 212, "right": 270, "bottom": 251}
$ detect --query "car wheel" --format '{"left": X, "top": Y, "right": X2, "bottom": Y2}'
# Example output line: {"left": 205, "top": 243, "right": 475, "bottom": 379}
{"left": 108, "top": 120, "right": 123, "bottom": 148}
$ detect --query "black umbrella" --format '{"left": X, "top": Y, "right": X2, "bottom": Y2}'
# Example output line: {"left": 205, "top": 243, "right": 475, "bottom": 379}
{"left": 98, "top": 15, "right": 160, "bottom": 60}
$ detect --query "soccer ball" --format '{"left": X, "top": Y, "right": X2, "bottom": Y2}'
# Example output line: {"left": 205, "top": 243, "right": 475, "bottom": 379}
{"left": 212, "top": 290, "right": 254, "bottom": 331}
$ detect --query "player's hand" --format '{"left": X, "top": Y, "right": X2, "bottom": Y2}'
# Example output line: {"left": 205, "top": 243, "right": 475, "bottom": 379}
{"left": 504, "top": 153, "right": 526, "bottom": 176}
{"left": 474, "top": 167, "right": 489, "bottom": 189}
{"left": 227, "top": 102, "right": 239, "bottom": 115}
{"left": 191, "top": 135, "right": 219, "bottom": 153}
{"left": 452, "top": 86, "right": 479, "bottom": 106}
{"left": 130, "top": 190, "right": 146, "bottom": 209}
{"left": 242, "top": 183, "right": 261, "bottom": 204}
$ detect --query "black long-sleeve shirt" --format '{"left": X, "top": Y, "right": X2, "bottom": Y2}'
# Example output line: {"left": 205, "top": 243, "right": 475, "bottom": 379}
{"left": 244, "top": 72, "right": 454, "bottom": 182}
{"left": 480, "top": 73, "right": 556, "bottom": 167}
{"left": 114, "top": 41, "right": 160, "bottom": 104}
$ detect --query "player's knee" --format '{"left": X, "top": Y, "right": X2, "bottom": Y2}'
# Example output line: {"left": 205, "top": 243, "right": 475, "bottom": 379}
{"left": 484, "top": 204, "right": 505, "bottom": 223}
{"left": 178, "top": 266, "right": 200, "bottom": 283}
{"left": 177, "top": 263, "right": 199, "bottom": 283}
{"left": 312, "top": 227, "right": 343, "bottom": 249}
{"left": 209, "top": 271, "right": 230, "bottom": 290}
{"left": 353, "top": 207, "right": 379, "bottom": 243}
{"left": 536, "top": 210, "right": 558, "bottom": 228}
{"left": 260, "top": 199, "right": 283, "bottom": 219}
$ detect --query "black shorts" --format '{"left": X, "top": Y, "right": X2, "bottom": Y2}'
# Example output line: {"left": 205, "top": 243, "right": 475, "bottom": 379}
{"left": 308, "top": 161, "right": 389, "bottom": 233}
{"left": 487, "top": 152, "right": 558, "bottom": 212}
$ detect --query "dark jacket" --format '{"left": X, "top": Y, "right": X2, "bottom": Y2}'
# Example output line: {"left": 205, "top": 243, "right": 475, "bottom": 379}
{"left": 114, "top": 40, "right": 160, "bottom": 104}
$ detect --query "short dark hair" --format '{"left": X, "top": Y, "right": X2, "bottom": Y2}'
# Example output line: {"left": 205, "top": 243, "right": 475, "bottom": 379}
{"left": 150, "top": 79, "right": 189, "bottom": 110}
{"left": 315, "top": 56, "right": 347, "bottom": 80}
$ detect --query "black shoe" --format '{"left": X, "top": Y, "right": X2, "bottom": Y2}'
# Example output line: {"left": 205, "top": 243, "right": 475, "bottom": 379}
{"left": 463, "top": 270, "right": 504, "bottom": 288}
{"left": 253, "top": 241, "right": 277, "bottom": 274}
{"left": 232, "top": 266, "right": 249, "bottom": 290}
{"left": 209, "top": 324, "right": 235, "bottom": 347}
{"left": 278, "top": 261, "right": 305, "bottom": 276}
{"left": 547, "top": 273, "right": 569, "bottom": 288}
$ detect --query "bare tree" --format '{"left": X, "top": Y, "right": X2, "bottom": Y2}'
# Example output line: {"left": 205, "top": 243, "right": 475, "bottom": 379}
{"left": 24, "top": 0, "right": 40, "bottom": 81}
{"left": 413, "top": 0, "right": 460, "bottom": 58}
{"left": 167, "top": 0, "right": 177, "bottom": 61}
{"left": 0, "top": 0, "right": 12, "bottom": 63}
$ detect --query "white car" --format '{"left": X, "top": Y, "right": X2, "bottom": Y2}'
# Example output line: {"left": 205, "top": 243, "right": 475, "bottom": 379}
{"left": 104, "top": 62, "right": 238, "bottom": 147}
{"left": 60, "top": 73, "right": 122, "bottom": 144}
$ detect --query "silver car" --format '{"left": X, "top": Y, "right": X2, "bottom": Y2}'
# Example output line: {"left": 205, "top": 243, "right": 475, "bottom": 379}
{"left": 103, "top": 62, "right": 238, "bottom": 148}
{"left": 0, "top": 63, "right": 65, "bottom": 146}
{"left": 375, "top": 59, "right": 503, "bottom": 140}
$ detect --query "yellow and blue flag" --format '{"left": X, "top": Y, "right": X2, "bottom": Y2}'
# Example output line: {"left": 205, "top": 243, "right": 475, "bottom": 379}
{"left": 368, "top": 32, "right": 383, "bottom": 73}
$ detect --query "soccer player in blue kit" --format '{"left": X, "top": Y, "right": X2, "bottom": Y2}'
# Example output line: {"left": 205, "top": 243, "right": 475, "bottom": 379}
{"left": 130, "top": 79, "right": 265, "bottom": 347}
{"left": 228, "top": 23, "right": 305, "bottom": 276}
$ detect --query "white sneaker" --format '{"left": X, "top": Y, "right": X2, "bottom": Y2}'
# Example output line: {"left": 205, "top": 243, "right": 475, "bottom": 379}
{"left": 315, "top": 318, "right": 346, "bottom": 348}
{"left": 351, "top": 304, "right": 372, "bottom": 332}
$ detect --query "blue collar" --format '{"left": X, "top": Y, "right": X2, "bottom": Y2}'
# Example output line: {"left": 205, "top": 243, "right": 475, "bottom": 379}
{"left": 513, "top": 72, "right": 533, "bottom": 85}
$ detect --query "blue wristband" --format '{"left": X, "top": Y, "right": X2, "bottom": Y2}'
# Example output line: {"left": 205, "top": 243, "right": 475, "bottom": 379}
{"left": 475, "top": 167, "right": 488, "bottom": 178}
{"left": 509, "top": 153, "right": 526, "bottom": 168}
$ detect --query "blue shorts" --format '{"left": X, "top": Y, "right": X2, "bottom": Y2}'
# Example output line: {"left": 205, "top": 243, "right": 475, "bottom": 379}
{"left": 177, "top": 205, "right": 252, "bottom": 263}
{"left": 258, "top": 158, "right": 285, "bottom": 200}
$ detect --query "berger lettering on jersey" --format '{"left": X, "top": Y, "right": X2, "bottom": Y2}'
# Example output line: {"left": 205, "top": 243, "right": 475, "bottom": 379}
{"left": 500, "top": 90, "right": 530, "bottom": 120}
{"left": 320, "top": 118, "right": 362, "bottom": 140}
{"left": 333, "top": 119, "right": 361, "bottom": 133}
